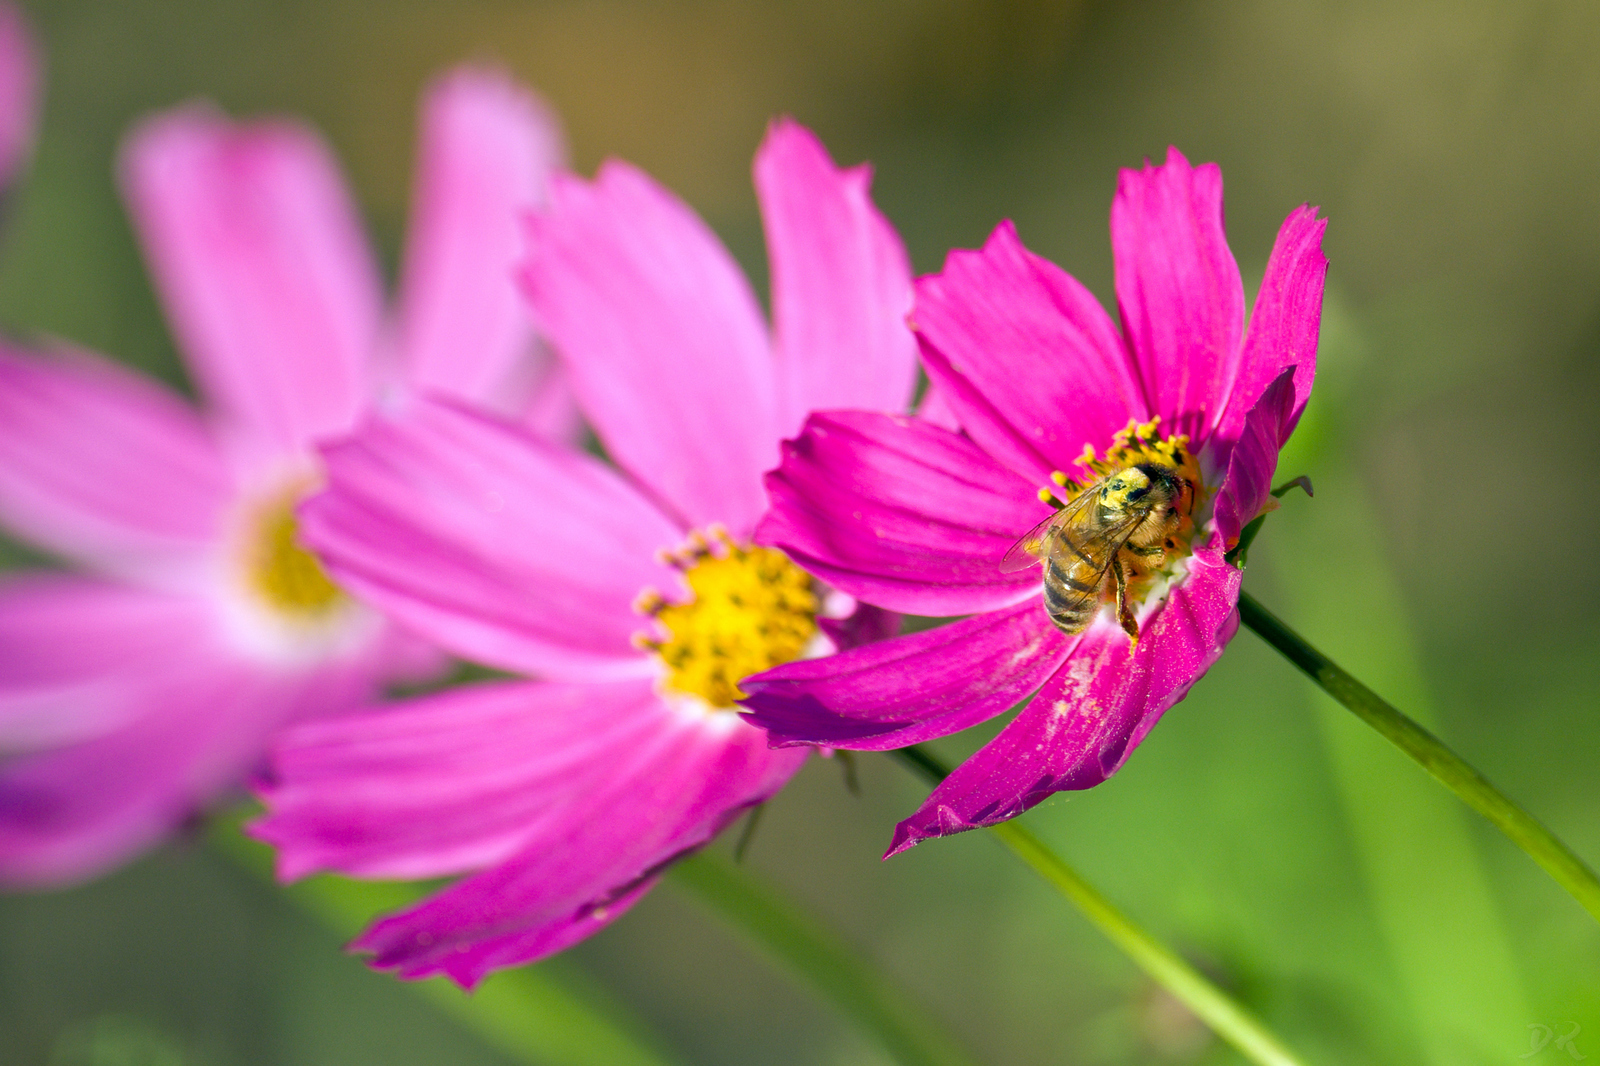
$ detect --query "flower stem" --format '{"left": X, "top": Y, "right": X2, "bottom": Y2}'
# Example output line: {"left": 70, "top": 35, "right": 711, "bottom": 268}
{"left": 1238, "top": 590, "right": 1600, "bottom": 925}
{"left": 892, "top": 747, "right": 1309, "bottom": 1066}
{"left": 206, "top": 810, "right": 679, "bottom": 1066}
{"left": 666, "top": 849, "right": 975, "bottom": 1066}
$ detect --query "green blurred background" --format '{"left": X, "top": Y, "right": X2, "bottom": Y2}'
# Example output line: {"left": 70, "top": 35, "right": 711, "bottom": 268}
{"left": 2, "top": 1, "right": 1598, "bottom": 1063}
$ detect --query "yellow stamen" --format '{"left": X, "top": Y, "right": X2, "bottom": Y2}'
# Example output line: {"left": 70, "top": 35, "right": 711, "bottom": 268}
{"left": 246, "top": 493, "right": 344, "bottom": 618}
{"left": 637, "top": 531, "right": 817, "bottom": 709}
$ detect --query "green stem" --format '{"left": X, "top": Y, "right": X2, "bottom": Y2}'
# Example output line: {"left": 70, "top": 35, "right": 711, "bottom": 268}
{"left": 1238, "top": 590, "right": 1600, "bottom": 925}
{"left": 666, "top": 850, "right": 974, "bottom": 1066}
{"left": 892, "top": 747, "right": 1308, "bottom": 1066}
{"left": 206, "top": 812, "right": 679, "bottom": 1066}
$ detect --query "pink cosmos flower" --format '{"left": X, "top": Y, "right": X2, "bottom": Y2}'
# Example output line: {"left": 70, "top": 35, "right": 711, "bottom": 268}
{"left": 0, "top": 67, "right": 568, "bottom": 886}
{"left": 740, "top": 148, "right": 1327, "bottom": 855}
{"left": 251, "top": 119, "right": 919, "bottom": 986}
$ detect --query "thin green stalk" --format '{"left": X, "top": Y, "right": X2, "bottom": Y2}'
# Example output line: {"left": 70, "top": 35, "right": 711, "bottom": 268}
{"left": 892, "top": 747, "right": 1308, "bottom": 1066}
{"left": 1238, "top": 590, "right": 1600, "bottom": 925}
{"left": 207, "top": 813, "right": 678, "bottom": 1066}
{"left": 666, "top": 850, "right": 974, "bottom": 1066}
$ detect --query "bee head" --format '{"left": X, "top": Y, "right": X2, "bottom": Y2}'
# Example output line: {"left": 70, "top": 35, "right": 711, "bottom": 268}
{"left": 1102, "top": 463, "right": 1189, "bottom": 514}
{"left": 1102, "top": 467, "right": 1153, "bottom": 510}
{"left": 1137, "top": 463, "right": 1190, "bottom": 507}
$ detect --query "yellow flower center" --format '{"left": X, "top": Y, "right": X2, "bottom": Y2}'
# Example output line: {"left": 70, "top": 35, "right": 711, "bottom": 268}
{"left": 245, "top": 492, "right": 345, "bottom": 619}
{"left": 636, "top": 530, "right": 818, "bottom": 710}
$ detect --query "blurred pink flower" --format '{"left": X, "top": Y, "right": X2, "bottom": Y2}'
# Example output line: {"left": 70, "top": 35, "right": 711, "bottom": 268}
{"left": 253, "top": 119, "right": 919, "bottom": 986}
{"left": 0, "top": 67, "right": 569, "bottom": 886}
{"left": 741, "top": 148, "right": 1327, "bottom": 854}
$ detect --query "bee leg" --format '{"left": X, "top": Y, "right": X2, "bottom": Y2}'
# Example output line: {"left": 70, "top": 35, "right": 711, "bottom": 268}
{"left": 1111, "top": 554, "right": 1139, "bottom": 643}
{"left": 1125, "top": 543, "right": 1165, "bottom": 568}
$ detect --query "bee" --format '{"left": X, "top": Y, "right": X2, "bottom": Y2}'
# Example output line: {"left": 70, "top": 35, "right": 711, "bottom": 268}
{"left": 1001, "top": 461, "right": 1195, "bottom": 640}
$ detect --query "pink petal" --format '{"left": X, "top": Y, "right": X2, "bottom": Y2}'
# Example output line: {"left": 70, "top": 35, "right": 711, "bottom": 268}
{"left": 0, "top": 633, "right": 385, "bottom": 888}
{"left": 888, "top": 546, "right": 1242, "bottom": 855}
{"left": 520, "top": 163, "right": 779, "bottom": 537}
{"left": 0, "top": 2, "right": 38, "bottom": 191}
{"left": 1109, "top": 147, "right": 1245, "bottom": 444}
{"left": 755, "top": 118, "right": 918, "bottom": 432}
{"left": 914, "top": 377, "right": 963, "bottom": 431}
{"left": 0, "top": 344, "right": 229, "bottom": 582}
{"left": 1213, "top": 204, "right": 1326, "bottom": 455}
{"left": 0, "top": 574, "right": 218, "bottom": 750}
{"left": 913, "top": 221, "right": 1145, "bottom": 484}
{"left": 740, "top": 599, "right": 1074, "bottom": 750}
{"left": 757, "top": 411, "right": 1046, "bottom": 616}
{"left": 817, "top": 601, "right": 901, "bottom": 652}
{"left": 256, "top": 678, "right": 671, "bottom": 881}
{"left": 397, "top": 67, "right": 566, "bottom": 411}
{"left": 301, "top": 398, "right": 680, "bottom": 681}
{"left": 514, "top": 348, "right": 584, "bottom": 443}
{"left": 120, "top": 106, "right": 382, "bottom": 460}
{"left": 1212, "top": 367, "right": 1297, "bottom": 547}
{"left": 349, "top": 705, "right": 806, "bottom": 985}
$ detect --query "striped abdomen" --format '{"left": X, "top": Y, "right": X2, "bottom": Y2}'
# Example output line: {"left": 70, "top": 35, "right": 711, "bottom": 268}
{"left": 1040, "top": 517, "right": 1115, "bottom": 634}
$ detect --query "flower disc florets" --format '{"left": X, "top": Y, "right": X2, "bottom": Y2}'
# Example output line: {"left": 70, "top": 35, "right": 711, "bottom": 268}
{"left": 246, "top": 490, "right": 346, "bottom": 619}
{"left": 636, "top": 529, "right": 818, "bottom": 709}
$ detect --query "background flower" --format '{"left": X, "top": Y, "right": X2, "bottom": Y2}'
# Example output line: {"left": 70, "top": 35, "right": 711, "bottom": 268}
{"left": 253, "top": 119, "right": 919, "bottom": 986}
{"left": 742, "top": 149, "right": 1327, "bottom": 854}
{"left": 0, "top": 66, "right": 567, "bottom": 886}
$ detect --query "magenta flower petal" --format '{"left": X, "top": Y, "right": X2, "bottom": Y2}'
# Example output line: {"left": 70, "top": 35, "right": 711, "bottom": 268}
{"left": 0, "top": 344, "right": 228, "bottom": 581}
{"left": 516, "top": 356, "right": 582, "bottom": 442}
{"left": 755, "top": 118, "right": 918, "bottom": 432}
{"left": 817, "top": 601, "right": 901, "bottom": 651}
{"left": 0, "top": 650, "right": 386, "bottom": 888}
{"left": 887, "top": 547, "right": 1242, "bottom": 855}
{"left": 1215, "top": 204, "right": 1327, "bottom": 453}
{"left": 256, "top": 678, "right": 675, "bottom": 881}
{"left": 120, "top": 107, "right": 382, "bottom": 460}
{"left": 757, "top": 410, "right": 1046, "bottom": 616}
{"left": 741, "top": 599, "right": 1073, "bottom": 750}
{"left": 0, "top": 574, "right": 217, "bottom": 751}
{"left": 913, "top": 221, "right": 1146, "bottom": 482}
{"left": 1110, "top": 147, "right": 1245, "bottom": 442}
{"left": 521, "top": 162, "right": 779, "bottom": 535}
{"left": 301, "top": 398, "right": 678, "bottom": 680}
{"left": 914, "top": 377, "right": 963, "bottom": 431}
{"left": 348, "top": 708, "right": 805, "bottom": 985}
{"left": 1213, "top": 367, "right": 1298, "bottom": 546}
{"left": 396, "top": 66, "right": 564, "bottom": 409}
{"left": 0, "top": 2, "right": 37, "bottom": 192}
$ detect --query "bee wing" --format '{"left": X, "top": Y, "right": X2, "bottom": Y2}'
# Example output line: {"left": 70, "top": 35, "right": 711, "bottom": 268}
{"left": 999, "top": 489, "right": 1099, "bottom": 573}
{"left": 1044, "top": 511, "right": 1147, "bottom": 613}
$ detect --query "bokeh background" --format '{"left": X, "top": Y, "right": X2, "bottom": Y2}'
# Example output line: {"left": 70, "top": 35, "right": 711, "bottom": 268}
{"left": 2, "top": 1, "right": 1599, "bottom": 1063}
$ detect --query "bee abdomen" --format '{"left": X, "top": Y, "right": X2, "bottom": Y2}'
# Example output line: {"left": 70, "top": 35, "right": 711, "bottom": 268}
{"left": 1043, "top": 559, "right": 1100, "bottom": 634}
